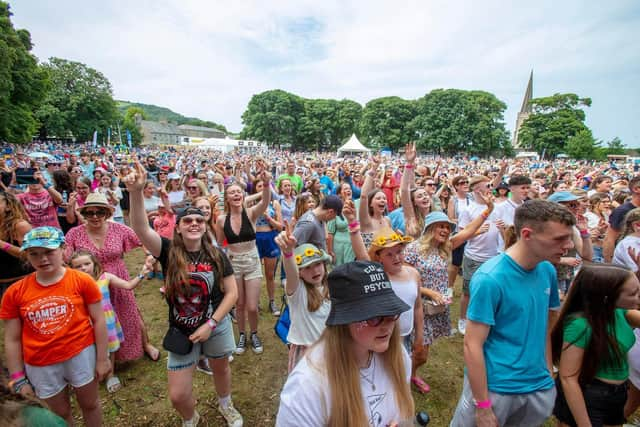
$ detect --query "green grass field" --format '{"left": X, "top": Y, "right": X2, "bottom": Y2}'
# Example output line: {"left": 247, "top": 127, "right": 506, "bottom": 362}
{"left": 1, "top": 248, "right": 558, "bottom": 426}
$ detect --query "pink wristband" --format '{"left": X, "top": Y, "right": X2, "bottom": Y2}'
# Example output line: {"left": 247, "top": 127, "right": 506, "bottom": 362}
{"left": 404, "top": 164, "right": 414, "bottom": 169}
{"left": 348, "top": 221, "right": 359, "bottom": 228}
{"left": 284, "top": 252, "right": 293, "bottom": 259}
{"left": 475, "top": 399, "right": 492, "bottom": 409}
{"left": 2, "top": 242, "right": 10, "bottom": 251}
{"left": 10, "top": 371, "right": 25, "bottom": 380}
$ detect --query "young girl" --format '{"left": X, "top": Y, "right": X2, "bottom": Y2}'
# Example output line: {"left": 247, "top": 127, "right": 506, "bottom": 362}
{"left": 276, "top": 261, "right": 414, "bottom": 426}
{"left": 0, "top": 227, "right": 109, "bottom": 426}
{"left": 551, "top": 264, "right": 640, "bottom": 427}
{"left": 69, "top": 250, "right": 152, "bottom": 393}
{"left": 275, "top": 222, "right": 332, "bottom": 371}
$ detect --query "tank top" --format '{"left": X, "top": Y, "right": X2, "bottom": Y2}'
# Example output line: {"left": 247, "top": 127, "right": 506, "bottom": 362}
{"left": 224, "top": 209, "right": 256, "bottom": 244}
{"left": 256, "top": 203, "right": 276, "bottom": 228}
{"left": 0, "top": 237, "right": 33, "bottom": 281}
{"left": 391, "top": 278, "right": 418, "bottom": 337}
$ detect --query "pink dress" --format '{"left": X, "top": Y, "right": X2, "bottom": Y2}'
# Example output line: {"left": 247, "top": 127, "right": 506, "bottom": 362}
{"left": 65, "top": 222, "right": 143, "bottom": 361}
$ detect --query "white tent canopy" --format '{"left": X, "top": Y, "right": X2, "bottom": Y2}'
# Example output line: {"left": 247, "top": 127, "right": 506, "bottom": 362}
{"left": 186, "top": 137, "right": 238, "bottom": 153}
{"left": 337, "top": 134, "right": 370, "bottom": 154}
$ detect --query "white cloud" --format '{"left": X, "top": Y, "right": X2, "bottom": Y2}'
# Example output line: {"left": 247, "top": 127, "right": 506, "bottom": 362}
{"left": 9, "top": 0, "right": 640, "bottom": 146}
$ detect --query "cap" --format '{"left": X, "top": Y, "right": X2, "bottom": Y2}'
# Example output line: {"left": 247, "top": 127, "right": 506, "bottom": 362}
{"left": 547, "top": 191, "right": 580, "bottom": 203}
{"left": 322, "top": 195, "right": 343, "bottom": 218}
{"left": 21, "top": 227, "right": 65, "bottom": 251}
{"left": 293, "top": 244, "right": 331, "bottom": 269}
{"left": 175, "top": 207, "right": 205, "bottom": 224}
{"left": 167, "top": 172, "right": 181, "bottom": 180}
{"left": 325, "top": 261, "right": 410, "bottom": 326}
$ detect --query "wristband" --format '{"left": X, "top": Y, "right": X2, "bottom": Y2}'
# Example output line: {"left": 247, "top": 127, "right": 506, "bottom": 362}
{"left": 10, "top": 370, "right": 25, "bottom": 380}
{"left": 474, "top": 399, "right": 492, "bottom": 409}
{"left": 9, "top": 377, "right": 29, "bottom": 393}
{"left": 481, "top": 209, "right": 490, "bottom": 219}
{"left": 43, "top": 183, "right": 51, "bottom": 190}
{"left": 207, "top": 318, "right": 217, "bottom": 331}
{"left": 348, "top": 221, "right": 360, "bottom": 228}
{"left": 2, "top": 242, "right": 10, "bottom": 252}
{"left": 137, "top": 274, "right": 145, "bottom": 280}
{"left": 404, "top": 164, "right": 414, "bottom": 169}
{"left": 580, "top": 229, "right": 590, "bottom": 238}
{"left": 284, "top": 252, "right": 293, "bottom": 259}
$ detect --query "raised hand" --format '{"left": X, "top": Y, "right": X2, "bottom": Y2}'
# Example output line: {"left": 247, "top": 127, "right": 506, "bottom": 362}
{"left": 122, "top": 160, "right": 147, "bottom": 192}
{"left": 478, "top": 192, "right": 495, "bottom": 212}
{"left": 260, "top": 170, "right": 272, "bottom": 185}
{"left": 275, "top": 219, "right": 297, "bottom": 253}
{"left": 404, "top": 142, "right": 417, "bottom": 164}
{"left": 342, "top": 199, "right": 357, "bottom": 223}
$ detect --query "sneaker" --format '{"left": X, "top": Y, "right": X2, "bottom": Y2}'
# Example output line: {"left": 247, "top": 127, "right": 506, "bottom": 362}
{"left": 218, "top": 400, "right": 243, "bottom": 427}
{"left": 196, "top": 358, "right": 212, "bottom": 375}
{"left": 235, "top": 333, "right": 246, "bottom": 355}
{"left": 182, "top": 410, "right": 200, "bottom": 427}
{"left": 250, "top": 332, "right": 263, "bottom": 354}
{"left": 458, "top": 319, "right": 466, "bottom": 335}
{"left": 269, "top": 300, "right": 281, "bottom": 316}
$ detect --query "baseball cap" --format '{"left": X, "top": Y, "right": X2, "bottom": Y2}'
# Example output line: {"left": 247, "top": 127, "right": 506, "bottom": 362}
{"left": 325, "top": 261, "right": 410, "bottom": 326}
{"left": 547, "top": 191, "right": 580, "bottom": 203}
{"left": 167, "top": 172, "right": 181, "bottom": 180}
{"left": 21, "top": 227, "right": 65, "bottom": 251}
{"left": 175, "top": 207, "right": 205, "bottom": 224}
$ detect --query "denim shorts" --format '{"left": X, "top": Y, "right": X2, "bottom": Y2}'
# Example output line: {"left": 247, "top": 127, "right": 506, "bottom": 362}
{"left": 25, "top": 345, "right": 96, "bottom": 399}
{"left": 167, "top": 315, "right": 236, "bottom": 371}
{"left": 553, "top": 377, "right": 627, "bottom": 427}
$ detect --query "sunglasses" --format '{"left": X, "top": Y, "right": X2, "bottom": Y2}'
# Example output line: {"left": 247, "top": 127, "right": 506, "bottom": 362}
{"left": 181, "top": 217, "right": 205, "bottom": 225}
{"left": 364, "top": 314, "right": 400, "bottom": 327}
{"left": 83, "top": 210, "right": 108, "bottom": 218}
{"left": 458, "top": 181, "right": 469, "bottom": 185}
{"left": 565, "top": 202, "right": 580, "bottom": 208}
{"left": 188, "top": 186, "right": 199, "bottom": 190}
{"left": 425, "top": 182, "right": 436, "bottom": 186}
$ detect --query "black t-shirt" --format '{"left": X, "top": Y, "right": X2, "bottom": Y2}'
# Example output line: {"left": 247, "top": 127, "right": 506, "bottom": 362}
{"left": 609, "top": 201, "right": 638, "bottom": 231}
{"left": 157, "top": 237, "right": 233, "bottom": 333}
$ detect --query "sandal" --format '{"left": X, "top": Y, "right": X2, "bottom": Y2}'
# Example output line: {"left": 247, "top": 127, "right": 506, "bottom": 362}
{"left": 106, "top": 376, "right": 122, "bottom": 393}
{"left": 411, "top": 376, "right": 431, "bottom": 394}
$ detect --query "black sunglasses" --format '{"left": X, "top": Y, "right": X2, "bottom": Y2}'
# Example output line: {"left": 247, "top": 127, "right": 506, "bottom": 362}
{"left": 83, "top": 210, "right": 108, "bottom": 218}
{"left": 364, "top": 314, "right": 400, "bottom": 327}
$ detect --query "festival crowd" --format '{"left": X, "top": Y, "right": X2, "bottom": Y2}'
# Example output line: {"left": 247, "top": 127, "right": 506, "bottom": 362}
{"left": 1, "top": 140, "right": 640, "bottom": 427}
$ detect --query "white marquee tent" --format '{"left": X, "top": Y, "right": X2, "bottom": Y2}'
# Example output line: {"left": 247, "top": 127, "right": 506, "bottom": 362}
{"left": 337, "top": 134, "right": 371, "bottom": 154}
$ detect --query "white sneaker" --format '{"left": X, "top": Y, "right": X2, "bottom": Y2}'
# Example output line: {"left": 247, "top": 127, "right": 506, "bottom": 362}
{"left": 218, "top": 400, "right": 243, "bottom": 427}
{"left": 182, "top": 410, "right": 200, "bottom": 427}
{"left": 458, "top": 319, "right": 466, "bottom": 335}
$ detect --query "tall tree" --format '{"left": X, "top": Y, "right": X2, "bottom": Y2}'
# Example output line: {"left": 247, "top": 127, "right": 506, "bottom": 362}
{"left": 36, "top": 57, "right": 118, "bottom": 141}
{"left": 517, "top": 93, "right": 592, "bottom": 157}
{"left": 565, "top": 129, "right": 599, "bottom": 159}
{"left": 0, "top": 2, "right": 49, "bottom": 143}
{"left": 240, "top": 89, "right": 304, "bottom": 149}
{"left": 359, "top": 97, "right": 416, "bottom": 150}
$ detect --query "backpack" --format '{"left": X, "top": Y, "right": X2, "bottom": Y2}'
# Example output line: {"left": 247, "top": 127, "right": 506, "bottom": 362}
{"left": 274, "top": 296, "right": 291, "bottom": 345}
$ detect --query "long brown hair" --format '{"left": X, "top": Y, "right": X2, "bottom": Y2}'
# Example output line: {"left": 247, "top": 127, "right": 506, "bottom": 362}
{"left": 310, "top": 324, "right": 414, "bottom": 426}
{"left": 551, "top": 264, "right": 633, "bottom": 385}
{"left": 0, "top": 192, "right": 29, "bottom": 242}
{"left": 165, "top": 231, "right": 226, "bottom": 300}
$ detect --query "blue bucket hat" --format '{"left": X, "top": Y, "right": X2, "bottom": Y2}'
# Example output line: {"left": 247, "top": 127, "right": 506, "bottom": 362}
{"left": 423, "top": 211, "right": 456, "bottom": 234}
{"left": 547, "top": 191, "right": 580, "bottom": 204}
{"left": 21, "top": 227, "right": 65, "bottom": 251}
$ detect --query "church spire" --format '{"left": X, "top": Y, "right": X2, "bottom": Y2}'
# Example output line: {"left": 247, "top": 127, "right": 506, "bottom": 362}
{"left": 513, "top": 70, "right": 533, "bottom": 148}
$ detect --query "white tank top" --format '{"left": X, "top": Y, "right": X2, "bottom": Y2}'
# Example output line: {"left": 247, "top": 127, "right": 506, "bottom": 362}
{"left": 391, "top": 278, "right": 418, "bottom": 337}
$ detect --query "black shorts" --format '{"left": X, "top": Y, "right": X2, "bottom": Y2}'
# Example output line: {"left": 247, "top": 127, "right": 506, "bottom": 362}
{"left": 553, "top": 377, "right": 627, "bottom": 427}
{"left": 452, "top": 242, "right": 466, "bottom": 267}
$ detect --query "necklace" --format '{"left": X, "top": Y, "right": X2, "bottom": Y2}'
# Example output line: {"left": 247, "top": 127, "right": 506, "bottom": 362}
{"left": 359, "top": 351, "right": 376, "bottom": 391}
{"left": 187, "top": 250, "right": 204, "bottom": 265}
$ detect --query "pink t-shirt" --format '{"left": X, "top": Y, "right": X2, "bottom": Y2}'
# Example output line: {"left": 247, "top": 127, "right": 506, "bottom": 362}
{"left": 153, "top": 212, "right": 177, "bottom": 239}
{"left": 18, "top": 190, "right": 60, "bottom": 228}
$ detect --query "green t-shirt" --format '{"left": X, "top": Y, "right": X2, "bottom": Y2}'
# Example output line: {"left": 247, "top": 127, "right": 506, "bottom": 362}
{"left": 563, "top": 308, "right": 636, "bottom": 381}
{"left": 277, "top": 174, "right": 303, "bottom": 193}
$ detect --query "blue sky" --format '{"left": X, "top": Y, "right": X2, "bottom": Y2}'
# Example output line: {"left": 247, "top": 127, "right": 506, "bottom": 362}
{"left": 9, "top": 0, "right": 640, "bottom": 147}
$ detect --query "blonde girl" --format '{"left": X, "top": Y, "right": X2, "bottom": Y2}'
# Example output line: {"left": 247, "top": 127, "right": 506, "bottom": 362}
{"left": 69, "top": 250, "right": 152, "bottom": 393}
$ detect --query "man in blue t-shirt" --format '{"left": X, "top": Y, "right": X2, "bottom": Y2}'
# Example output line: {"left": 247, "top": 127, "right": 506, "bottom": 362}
{"left": 451, "top": 200, "right": 576, "bottom": 427}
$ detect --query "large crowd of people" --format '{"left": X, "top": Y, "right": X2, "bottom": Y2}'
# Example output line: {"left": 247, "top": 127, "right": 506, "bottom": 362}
{"left": 1, "top": 139, "right": 640, "bottom": 426}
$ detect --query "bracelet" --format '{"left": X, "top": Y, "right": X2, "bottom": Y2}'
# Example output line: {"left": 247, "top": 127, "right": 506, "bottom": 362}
{"left": 474, "top": 399, "right": 492, "bottom": 409}
{"left": 404, "top": 164, "right": 414, "bottom": 169}
{"left": 10, "top": 370, "right": 25, "bottom": 380}
{"left": 9, "top": 377, "right": 29, "bottom": 393}
{"left": 349, "top": 228, "right": 361, "bottom": 234}
{"left": 348, "top": 221, "right": 360, "bottom": 228}
{"left": 2, "top": 242, "right": 10, "bottom": 252}
{"left": 207, "top": 318, "right": 218, "bottom": 331}
{"left": 283, "top": 252, "right": 293, "bottom": 259}
{"left": 43, "top": 183, "right": 51, "bottom": 190}
{"left": 580, "top": 230, "right": 590, "bottom": 238}
{"left": 137, "top": 274, "right": 145, "bottom": 280}
{"left": 481, "top": 209, "right": 490, "bottom": 219}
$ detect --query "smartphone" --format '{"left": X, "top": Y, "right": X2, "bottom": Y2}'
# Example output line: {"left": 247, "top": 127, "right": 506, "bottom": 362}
{"left": 15, "top": 168, "right": 39, "bottom": 184}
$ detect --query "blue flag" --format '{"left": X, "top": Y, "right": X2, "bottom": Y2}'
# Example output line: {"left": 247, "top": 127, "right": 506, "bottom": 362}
{"left": 126, "top": 130, "right": 132, "bottom": 148}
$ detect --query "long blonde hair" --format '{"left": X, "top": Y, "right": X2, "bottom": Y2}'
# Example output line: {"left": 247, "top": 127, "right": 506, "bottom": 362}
{"left": 417, "top": 223, "right": 451, "bottom": 261}
{"left": 310, "top": 324, "right": 414, "bottom": 426}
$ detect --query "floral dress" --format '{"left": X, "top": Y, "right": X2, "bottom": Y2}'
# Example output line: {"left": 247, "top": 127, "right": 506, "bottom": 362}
{"left": 404, "top": 242, "right": 451, "bottom": 345}
{"left": 65, "top": 222, "right": 143, "bottom": 361}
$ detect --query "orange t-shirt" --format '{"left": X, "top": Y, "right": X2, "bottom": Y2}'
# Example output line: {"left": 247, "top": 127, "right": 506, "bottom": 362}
{"left": 0, "top": 268, "right": 102, "bottom": 366}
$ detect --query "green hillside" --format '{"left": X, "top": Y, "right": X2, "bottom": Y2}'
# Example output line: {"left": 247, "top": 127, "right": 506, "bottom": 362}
{"left": 117, "top": 100, "right": 228, "bottom": 133}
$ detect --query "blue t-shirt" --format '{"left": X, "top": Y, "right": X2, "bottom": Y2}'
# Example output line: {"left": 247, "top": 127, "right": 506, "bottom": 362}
{"left": 319, "top": 175, "right": 335, "bottom": 196}
{"left": 467, "top": 253, "right": 560, "bottom": 394}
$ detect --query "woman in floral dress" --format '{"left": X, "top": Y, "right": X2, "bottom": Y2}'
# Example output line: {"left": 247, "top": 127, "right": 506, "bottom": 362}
{"left": 65, "top": 193, "right": 159, "bottom": 361}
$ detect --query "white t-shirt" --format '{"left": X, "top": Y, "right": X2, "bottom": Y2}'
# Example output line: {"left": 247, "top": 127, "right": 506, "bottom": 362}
{"left": 168, "top": 190, "right": 185, "bottom": 206}
{"left": 458, "top": 199, "right": 501, "bottom": 262}
{"left": 613, "top": 235, "right": 640, "bottom": 272}
{"left": 286, "top": 283, "right": 331, "bottom": 346}
{"left": 391, "top": 279, "right": 417, "bottom": 337}
{"left": 276, "top": 343, "right": 411, "bottom": 427}
{"left": 143, "top": 195, "right": 161, "bottom": 213}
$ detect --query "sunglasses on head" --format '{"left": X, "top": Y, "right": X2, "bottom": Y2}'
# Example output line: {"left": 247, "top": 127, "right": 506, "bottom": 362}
{"left": 83, "top": 210, "right": 108, "bottom": 218}
{"left": 181, "top": 216, "right": 205, "bottom": 225}
{"left": 363, "top": 314, "right": 400, "bottom": 327}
